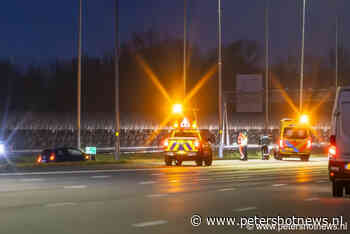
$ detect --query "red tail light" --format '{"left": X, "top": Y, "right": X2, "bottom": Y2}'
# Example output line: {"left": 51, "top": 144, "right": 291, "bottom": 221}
{"left": 37, "top": 155, "right": 42, "bottom": 163}
{"left": 49, "top": 153, "right": 55, "bottom": 161}
{"left": 279, "top": 139, "right": 284, "bottom": 149}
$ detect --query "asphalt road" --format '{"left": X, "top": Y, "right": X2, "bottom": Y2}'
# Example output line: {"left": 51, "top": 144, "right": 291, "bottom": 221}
{"left": 0, "top": 158, "right": 349, "bottom": 234}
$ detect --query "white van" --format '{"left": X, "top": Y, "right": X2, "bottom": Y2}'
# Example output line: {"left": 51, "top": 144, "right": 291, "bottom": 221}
{"left": 329, "top": 87, "right": 350, "bottom": 197}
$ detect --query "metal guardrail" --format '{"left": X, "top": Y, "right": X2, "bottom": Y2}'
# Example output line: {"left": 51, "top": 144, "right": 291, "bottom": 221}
{"left": 10, "top": 143, "right": 324, "bottom": 155}
{"left": 11, "top": 146, "right": 163, "bottom": 154}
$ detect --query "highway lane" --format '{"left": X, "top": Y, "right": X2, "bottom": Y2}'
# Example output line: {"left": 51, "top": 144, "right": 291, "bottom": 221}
{"left": 0, "top": 158, "right": 349, "bottom": 234}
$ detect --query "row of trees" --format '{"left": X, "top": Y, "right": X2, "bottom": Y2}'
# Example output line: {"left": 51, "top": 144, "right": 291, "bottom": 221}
{"left": 0, "top": 30, "right": 349, "bottom": 122}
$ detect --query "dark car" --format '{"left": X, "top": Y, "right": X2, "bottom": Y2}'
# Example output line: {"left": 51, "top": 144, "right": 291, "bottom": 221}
{"left": 37, "top": 147, "right": 92, "bottom": 163}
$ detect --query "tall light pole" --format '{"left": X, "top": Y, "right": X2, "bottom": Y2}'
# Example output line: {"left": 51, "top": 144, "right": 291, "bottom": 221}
{"left": 77, "top": 0, "right": 82, "bottom": 149}
{"left": 299, "top": 0, "right": 306, "bottom": 113}
{"left": 265, "top": 0, "right": 269, "bottom": 130}
{"left": 335, "top": 15, "right": 339, "bottom": 88}
{"left": 114, "top": 0, "right": 120, "bottom": 160}
{"left": 218, "top": 0, "right": 223, "bottom": 158}
{"left": 183, "top": 0, "right": 187, "bottom": 98}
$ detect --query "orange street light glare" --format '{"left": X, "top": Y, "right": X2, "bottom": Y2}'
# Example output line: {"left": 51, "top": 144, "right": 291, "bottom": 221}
{"left": 172, "top": 104, "right": 183, "bottom": 114}
{"left": 299, "top": 114, "right": 309, "bottom": 124}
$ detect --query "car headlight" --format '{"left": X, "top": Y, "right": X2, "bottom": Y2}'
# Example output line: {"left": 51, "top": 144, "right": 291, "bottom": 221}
{"left": 0, "top": 144, "right": 5, "bottom": 154}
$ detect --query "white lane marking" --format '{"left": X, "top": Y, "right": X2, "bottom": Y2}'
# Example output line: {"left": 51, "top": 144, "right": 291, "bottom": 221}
{"left": 151, "top": 173, "right": 164, "bottom": 176}
{"left": 19, "top": 178, "right": 44, "bottom": 182}
{"left": 64, "top": 185, "right": 87, "bottom": 189}
{"left": 146, "top": 194, "right": 168, "bottom": 198}
{"left": 272, "top": 184, "right": 287, "bottom": 187}
{"left": 91, "top": 175, "right": 111, "bottom": 179}
{"left": 170, "top": 180, "right": 178, "bottom": 183}
{"left": 132, "top": 220, "right": 168, "bottom": 227}
{"left": 139, "top": 181, "right": 156, "bottom": 185}
{"left": 234, "top": 207, "right": 257, "bottom": 212}
{"left": 46, "top": 202, "right": 77, "bottom": 207}
{"left": 198, "top": 178, "right": 211, "bottom": 181}
{"left": 316, "top": 180, "right": 328, "bottom": 183}
{"left": 305, "top": 197, "right": 320, "bottom": 201}
{"left": 218, "top": 188, "right": 236, "bottom": 192}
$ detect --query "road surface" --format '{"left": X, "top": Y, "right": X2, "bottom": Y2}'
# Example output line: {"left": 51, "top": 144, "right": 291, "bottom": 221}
{"left": 0, "top": 158, "right": 349, "bottom": 234}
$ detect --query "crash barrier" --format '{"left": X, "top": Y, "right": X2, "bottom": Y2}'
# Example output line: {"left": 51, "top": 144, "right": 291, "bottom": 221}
{"left": 2, "top": 128, "right": 331, "bottom": 151}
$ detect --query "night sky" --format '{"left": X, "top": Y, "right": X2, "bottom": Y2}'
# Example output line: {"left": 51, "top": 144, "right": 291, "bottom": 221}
{"left": 0, "top": 0, "right": 348, "bottom": 64}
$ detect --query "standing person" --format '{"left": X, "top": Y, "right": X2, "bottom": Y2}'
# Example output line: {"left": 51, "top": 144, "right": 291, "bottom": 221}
{"left": 238, "top": 131, "right": 248, "bottom": 161}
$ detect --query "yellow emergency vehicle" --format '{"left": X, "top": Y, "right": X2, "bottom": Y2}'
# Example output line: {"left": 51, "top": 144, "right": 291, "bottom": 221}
{"left": 275, "top": 115, "right": 312, "bottom": 161}
{"left": 163, "top": 117, "right": 213, "bottom": 166}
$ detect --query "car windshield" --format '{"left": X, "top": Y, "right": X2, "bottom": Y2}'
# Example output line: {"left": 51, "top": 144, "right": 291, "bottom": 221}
{"left": 283, "top": 128, "right": 309, "bottom": 139}
{"left": 173, "top": 131, "right": 199, "bottom": 138}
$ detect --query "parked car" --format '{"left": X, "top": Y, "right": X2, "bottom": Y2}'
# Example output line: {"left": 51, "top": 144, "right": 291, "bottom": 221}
{"left": 37, "top": 147, "right": 93, "bottom": 163}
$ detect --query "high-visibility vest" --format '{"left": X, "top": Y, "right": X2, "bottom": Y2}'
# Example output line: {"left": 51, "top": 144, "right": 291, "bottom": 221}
{"left": 238, "top": 133, "right": 248, "bottom": 146}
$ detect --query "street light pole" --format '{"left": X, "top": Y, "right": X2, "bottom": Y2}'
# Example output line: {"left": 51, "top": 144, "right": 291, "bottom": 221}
{"left": 218, "top": 0, "right": 223, "bottom": 158}
{"left": 335, "top": 15, "right": 339, "bottom": 88}
{"left": 184, "top": 0, "right": 187, "bottom": 98}
{"left": 299, "top": 0, "right": 306, "bottom": 113}
{"left": 77, "top": 0, "right": 82, "bottom": 150}
{"left": 114, "top": 0, "right": 120, "bottom": 160}
{"left": 265, "top": 0, "right": 269, "bottom": 130}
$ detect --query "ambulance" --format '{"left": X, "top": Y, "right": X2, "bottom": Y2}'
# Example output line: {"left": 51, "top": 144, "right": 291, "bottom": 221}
{"left": 328, "top": 87, "right": 350, "bottom": 197}
{"left": 275, "top": 116, "right": 312, "bottom": 161}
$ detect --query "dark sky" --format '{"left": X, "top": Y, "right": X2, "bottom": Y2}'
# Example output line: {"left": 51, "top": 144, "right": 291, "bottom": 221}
{"left": 0, "top": 0, "right": 348, "bottom": 64}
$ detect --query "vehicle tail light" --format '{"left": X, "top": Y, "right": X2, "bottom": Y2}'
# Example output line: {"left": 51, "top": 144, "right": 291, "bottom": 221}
{"left": 330, "top": 135, "right": 336, "bottom": 146}
{"left": 85, "top": 155, "right": 90, "bottom": 160}
{"left": 279, "top": 139, "right": 284, "bottom": 149}
{"left": 37, "top": 155, "right": 42, "bottom": 163}
{"left": 307, "top": 138, "right": 312, "bottom": 149}
{"left": 49, "top": 153, "right": 55, "bottom": 161}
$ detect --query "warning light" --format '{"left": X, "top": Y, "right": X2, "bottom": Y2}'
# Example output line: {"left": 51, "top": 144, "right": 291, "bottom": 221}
{"left": 173, "top": 122, "right": 179, "bottom": 128}
{"left": 299, "top": 114, "right": 309, "bottom": 124}
{"left": 192, "top": 121, "right": 197, "bottom": 129}
{"left": 172, "top": 104, "right": 183, "bottom": 114}
{"left": 181, "top": 117, "right": 190, "bottom": 128}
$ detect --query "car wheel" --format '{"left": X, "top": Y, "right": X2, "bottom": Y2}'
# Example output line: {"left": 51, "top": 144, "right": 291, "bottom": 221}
{"left": 196, "top": 159, "right": 203, "bottom": 166}
{"left": 346, "top": 184, "right": 350, "bottom": 195}
{"left": 332, "top": 181, "right": 344, "bottom": 197}
{"left": 301, "top": 155, "right": 310, "bottom": 162}
{"left": 165, "top": 156, "right": 172, "bottom": 166}
{"left": 204, "top": 156, "right": 213, "bottom": 166}
{"left": 175, "top": 159, "right": 182, "bottom": 166}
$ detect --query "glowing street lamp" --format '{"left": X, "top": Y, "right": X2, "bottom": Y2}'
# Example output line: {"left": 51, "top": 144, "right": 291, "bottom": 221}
{"left": 299, "top": 114, "right": 309, "bottom": 124}
{"left": 172, "top": 104, "right": 183, "bottom": 114}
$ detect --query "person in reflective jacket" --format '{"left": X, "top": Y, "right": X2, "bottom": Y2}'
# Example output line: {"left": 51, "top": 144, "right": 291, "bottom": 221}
{"left": 238, "top": 131, "right": 248, "bottom": 161}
